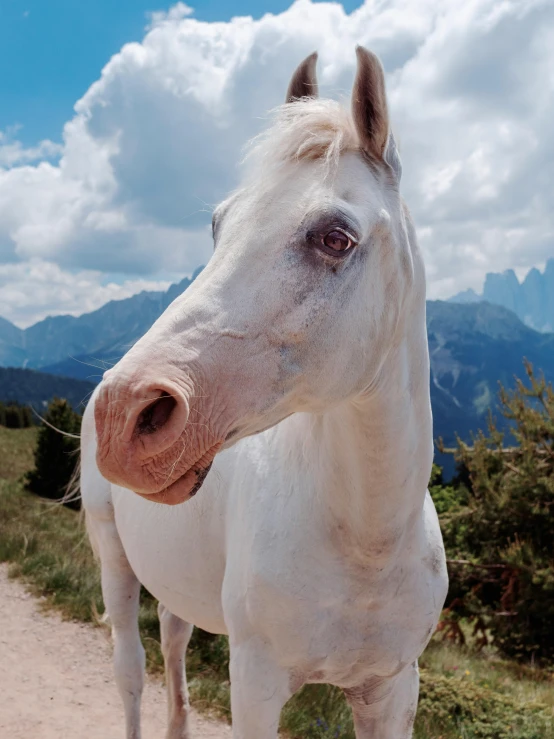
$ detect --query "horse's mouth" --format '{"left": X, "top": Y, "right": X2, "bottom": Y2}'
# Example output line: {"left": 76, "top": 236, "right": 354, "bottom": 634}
{"left": 190, "top": 463, "right": 213, "bottom": 495}
{"left": 136, "top": 458, "right": 216, "bottom": 506}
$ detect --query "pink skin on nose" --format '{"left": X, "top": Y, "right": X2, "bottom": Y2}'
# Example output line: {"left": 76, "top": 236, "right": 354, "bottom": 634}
{"left": 94, "top": 377, "right": 222, "bottom": 505}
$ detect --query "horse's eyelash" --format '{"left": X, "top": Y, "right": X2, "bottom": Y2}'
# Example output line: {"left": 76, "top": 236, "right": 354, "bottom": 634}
{"left": 306, "top": 226, "right": 358, "bottom": 243}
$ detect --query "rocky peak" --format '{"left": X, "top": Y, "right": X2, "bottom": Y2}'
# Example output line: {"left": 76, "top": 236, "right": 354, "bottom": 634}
{"left": 450, "top": 257, "right": 554, "bottom": 332}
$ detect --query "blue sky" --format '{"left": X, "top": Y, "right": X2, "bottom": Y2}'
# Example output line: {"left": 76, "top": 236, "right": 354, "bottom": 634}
{"left": 0, "top": 0, "right": 552, "bottom": 327}
{"left": 1, "top": 0, "right": 359, "bottom": 147}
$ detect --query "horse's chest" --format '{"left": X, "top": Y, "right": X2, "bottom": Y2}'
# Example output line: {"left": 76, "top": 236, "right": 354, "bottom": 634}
{"left": 239, "top": 554, "right": 397, "bottom": 677}
{"left": 230, "top": 527, "right": 441, "bottom": 686}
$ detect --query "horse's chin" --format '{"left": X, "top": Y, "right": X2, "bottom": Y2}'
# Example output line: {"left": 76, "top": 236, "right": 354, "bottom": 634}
{"left": 136, "top": 461, "right": 214, "bottom": 506}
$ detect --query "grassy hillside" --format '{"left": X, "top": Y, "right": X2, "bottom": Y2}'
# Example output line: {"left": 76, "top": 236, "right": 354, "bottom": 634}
{"left": 0, "top": 426, "right": 552, "bottom": 738}
{"left": 0, "top": 426, "right": 37, "bottom": 478}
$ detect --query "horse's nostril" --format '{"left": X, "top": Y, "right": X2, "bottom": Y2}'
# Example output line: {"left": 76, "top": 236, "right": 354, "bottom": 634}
{"left": 136, "top": 392, "right": 177, "bottom": 435}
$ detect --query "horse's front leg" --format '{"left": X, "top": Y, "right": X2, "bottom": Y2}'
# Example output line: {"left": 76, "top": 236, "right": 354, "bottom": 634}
{"left": 90, "top": 515, "right": 145, "bottom": 739}
{"left": 344, "top": 662, "right": 419, "bottom": 739}
{"left": 229, "top": 636, "right": 292, "bottom": 739}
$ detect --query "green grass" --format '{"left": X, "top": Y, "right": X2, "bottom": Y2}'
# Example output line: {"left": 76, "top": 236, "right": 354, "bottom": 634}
{"left": 0, "top": 426, "right": 553, "bottom": 738}
{"left": 0, "top": 425, "right": 37, "bottom": 480}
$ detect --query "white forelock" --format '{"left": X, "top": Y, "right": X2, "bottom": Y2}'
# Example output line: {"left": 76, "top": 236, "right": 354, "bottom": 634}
{"left": 243, "top": 98, "right": 359, "bottom": 178}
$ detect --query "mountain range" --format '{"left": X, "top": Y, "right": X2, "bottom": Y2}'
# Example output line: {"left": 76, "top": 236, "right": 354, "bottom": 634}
{"left": 427, "top": 300, "right": 554, "bottom": 444}
{"left": 449, "top": 258, "right": 554, "bottom": 333}
{"left": 0, "top": 268, "right": 203, "bottom": 379}
{"left": 1, "top": 266, "right": 554, "bottom": 474}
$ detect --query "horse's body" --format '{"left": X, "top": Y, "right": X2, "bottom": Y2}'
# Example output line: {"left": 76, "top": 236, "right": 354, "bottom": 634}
{"left": 81, "top": 49, "right": 448, "bottom": 739}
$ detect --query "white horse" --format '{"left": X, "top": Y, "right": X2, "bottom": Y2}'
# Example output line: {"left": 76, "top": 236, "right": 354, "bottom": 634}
{"left": 81, "top": 47, "right": 448, "bottom": 739}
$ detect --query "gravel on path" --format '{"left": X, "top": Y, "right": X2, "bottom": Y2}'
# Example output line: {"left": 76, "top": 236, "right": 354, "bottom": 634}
{"left": 0, "top": 564, "right": 232, "bottom": 739}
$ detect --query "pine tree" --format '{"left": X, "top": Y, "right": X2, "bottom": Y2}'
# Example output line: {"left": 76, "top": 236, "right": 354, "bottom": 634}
{"left": 437, "top": 362, "right": 554, "bottom": 663}
{"left": 26, "top": 397, "right": 81, "bottom": 510}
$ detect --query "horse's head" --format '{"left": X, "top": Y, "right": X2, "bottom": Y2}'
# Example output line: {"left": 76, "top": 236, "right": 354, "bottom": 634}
{"left": 94, "top": 47, "right": 424, "bottom": 504}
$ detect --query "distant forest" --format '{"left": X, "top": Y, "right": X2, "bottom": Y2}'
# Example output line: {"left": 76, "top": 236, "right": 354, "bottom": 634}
{"left": 0, "top": 367, "right": 94, "bottom": 412}
{"left": 0, "top": 401, "right": 34, "bottom": 428}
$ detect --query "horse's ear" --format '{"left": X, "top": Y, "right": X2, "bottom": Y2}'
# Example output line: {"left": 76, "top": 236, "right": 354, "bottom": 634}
{"left": 351, "top": 46, "right": 390, "bottom": 162}
{"left": 384, "top": 131, "right": 402, "bottom": 180}
{"left": 286, "top": 52, "right": 319, "bottom": 103}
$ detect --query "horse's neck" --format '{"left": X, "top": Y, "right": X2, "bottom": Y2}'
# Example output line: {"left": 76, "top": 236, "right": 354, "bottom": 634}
{"left": 283, "top": 318, "right": 432, "bottom": 559}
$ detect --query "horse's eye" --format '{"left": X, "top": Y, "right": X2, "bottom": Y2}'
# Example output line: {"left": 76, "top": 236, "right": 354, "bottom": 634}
{"left": 322, "top": 229, "right": 354, "bottom": 253}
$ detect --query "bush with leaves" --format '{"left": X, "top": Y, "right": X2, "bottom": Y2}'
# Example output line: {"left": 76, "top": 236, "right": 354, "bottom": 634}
{"left": 428, "top": 463, "right": 468, "bottom": 516}
{"left": 26, "top": 397, "right": 81, "bottom": 509}
{"left": 436, "top": 362, "right": 554, "bottom": 663}
{"left": 417, "top": 669, "right": 552, "bottom": 739}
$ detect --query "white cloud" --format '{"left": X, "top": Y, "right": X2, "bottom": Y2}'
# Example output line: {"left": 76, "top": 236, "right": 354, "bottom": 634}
{"left": 0, "top": 0, "right": 553, "bottom": 326}
{"left": 147, "top": 2, "right": 194, "bottom": 28}
{"left": 0, "top": 259, "right": 172, "bottom": 328}
{"left": 0, "top": 128, "right": 62, "bottom": 168}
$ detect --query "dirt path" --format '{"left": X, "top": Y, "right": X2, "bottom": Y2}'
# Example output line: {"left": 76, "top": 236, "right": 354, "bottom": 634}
{"left": 0, "top": 564, "right": 232, "bottom": 739}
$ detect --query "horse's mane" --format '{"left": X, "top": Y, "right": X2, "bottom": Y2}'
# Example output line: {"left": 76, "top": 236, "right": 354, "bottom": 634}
{"left": 244, "top": 98, "right": 359, "bottom": 175}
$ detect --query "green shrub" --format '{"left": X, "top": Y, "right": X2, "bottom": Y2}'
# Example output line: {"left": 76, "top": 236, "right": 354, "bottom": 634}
{"left": 418, "top": 669, "right": 552, "bottom": 738}
{"left": 438, "top": 363, "right": 554, "bottom": 663}
{"left": 26, "top": 397, "right": 81, "bottom": 509}
{"left": 429, "top": 463, "right": 467, "bottom": 515}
